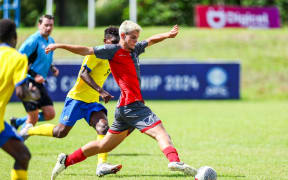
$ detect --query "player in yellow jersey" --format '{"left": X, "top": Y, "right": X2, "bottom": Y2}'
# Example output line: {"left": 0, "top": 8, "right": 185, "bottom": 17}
{"left": 0, "top": 19, "right": 31, "bottom": 180}
{"left": 21, "top": 26, "right": 122, "bottom": 177}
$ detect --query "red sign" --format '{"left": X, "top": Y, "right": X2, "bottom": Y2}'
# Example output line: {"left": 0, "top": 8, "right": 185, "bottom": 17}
{"left": 195, "top": 5, "right": 281, "bottom": 28}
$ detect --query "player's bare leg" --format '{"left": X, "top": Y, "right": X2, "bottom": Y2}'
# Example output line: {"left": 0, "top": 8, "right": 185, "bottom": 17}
{"left": 89, "top": 111, "right": 118, "bottom": 176}
{"left": 2, "top": 139, "right": 31, "bottom": 179}
{"left": 52, "top": 124, "right": 73, "bottom": 138}
{"left": 18, "top": 110, "right": 38, "bottom": 138}
{"left": 51, "top": 131, "right": 127, "bottom": 180}
{"left": 82, "top": 130, "right": 128, "bottom": 156}
{"left": 89, "top": 111, "right": 108, "bottom": 135}
{"left": 41, "top": 105, "right": 55, "bottom": 121}
{"left": 144, "top": 123, "right": 197, "bottom": 176}
{"left": 26, "top": 110, "right": 39, "bottom": 125}
{"left": 22, "top": 105, "right": 54, "bottom": 128}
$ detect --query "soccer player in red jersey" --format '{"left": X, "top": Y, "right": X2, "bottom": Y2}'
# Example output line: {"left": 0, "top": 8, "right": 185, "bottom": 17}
{"left": 46, "top": 20, "right": 197, "bottom": 179}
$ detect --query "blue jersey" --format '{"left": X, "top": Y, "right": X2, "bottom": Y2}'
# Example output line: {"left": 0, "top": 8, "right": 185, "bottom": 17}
{"left": 19, "top": 31, "right": 55, "bottom": 79}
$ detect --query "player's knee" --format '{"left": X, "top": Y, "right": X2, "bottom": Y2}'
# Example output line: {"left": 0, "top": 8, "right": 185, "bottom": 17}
{"left": 16, "top": 149, "right": 31, "bottom": 166}
{"left": 54, "top": 128, "right": 68, "bottom": 138}
{"left": 95, "top": 119, "right": 109, "bottom": 135}
{"left": 43, "top": 111, "right": 55, "bottom": 120}
{"left": 22, "top": 150, "right": 31, "bottom": 163}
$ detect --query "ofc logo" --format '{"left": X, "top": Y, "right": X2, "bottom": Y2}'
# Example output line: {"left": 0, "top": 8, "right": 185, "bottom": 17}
{"left": 205, "top": 67, "right": 229, "bottom": 97}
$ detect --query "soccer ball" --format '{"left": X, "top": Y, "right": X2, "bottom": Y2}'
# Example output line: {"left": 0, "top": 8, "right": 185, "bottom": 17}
{"left": 195, "top": 166, "right": 217, "bottom": 180}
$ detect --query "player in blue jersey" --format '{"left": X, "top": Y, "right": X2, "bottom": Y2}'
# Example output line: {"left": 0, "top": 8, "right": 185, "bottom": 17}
{"left": 10, "top": 15, "right": 59, "bottom": 134}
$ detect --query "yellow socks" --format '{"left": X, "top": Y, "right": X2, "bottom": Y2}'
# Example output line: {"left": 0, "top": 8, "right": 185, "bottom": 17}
{"left": 28, "top": 124, "right": 55, "bottom": 137}
{"left": 97, "top": 135, "right": 107, "bottom": 164}
{"left": 11, "top": 169, "right": 27, "bottom": 180}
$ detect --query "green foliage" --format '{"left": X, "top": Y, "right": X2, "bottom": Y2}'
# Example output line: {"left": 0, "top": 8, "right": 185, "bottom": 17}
{"left": 241, "top": 0, "right": 288, "bottom": 24}
{"left": 9, "top": 0, "right": 288, "bottom": 26}
{"left": 137, "top": 0, "right": 187, "bottom": 26}
{"left": 95, "top": 0, "right": 128, "bottom": 26}
{"left": 93, "top": 0, "right": 288, "bottom": 26}
{"left": 55, "top": 0, "right": 88, "bottom": 26}
{"left": 20, "top": 0, "right": 45, "bottom": 26}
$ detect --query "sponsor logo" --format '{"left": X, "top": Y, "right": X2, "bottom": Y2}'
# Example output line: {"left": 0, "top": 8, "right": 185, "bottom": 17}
{"left": 207, "top": 67, "right": 227, "bottom": 86}
{"left": 207, "top": 9, "right": 226, "bottom": 28}
{"left": 205, "top": 67, "right": 229, "bottom": 97}
{"left": 63, "top": 115, "right": 69, "bottom": 121}
{"left": 206, "top": 8, "right": 270, "bottom": 28}
{"left": 104, "top": 69, "right": 111, "bottom": 76}
{"left": 144, "top": 115, "right": 154, "bottom": 126}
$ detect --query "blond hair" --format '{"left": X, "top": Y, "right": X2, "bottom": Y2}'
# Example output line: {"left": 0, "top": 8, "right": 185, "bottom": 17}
{"left": 119, "top": 20, "right": 142, "bottom": 35}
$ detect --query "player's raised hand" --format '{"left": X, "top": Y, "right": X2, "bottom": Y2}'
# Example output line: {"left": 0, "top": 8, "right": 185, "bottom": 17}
{"left": 168, "top": 25, "right": 179, "bottom": 38}
{"left": 51, "top": 66, "right": 59, "bottom": 77}
{"left": 99, "top": 89, "right": 114, "bottom": 104}
{"left": 34, "top": 74, "right": 45, "bottom": 84}
{"left": 45, "top": 44, "right": 57, "bottom": 54}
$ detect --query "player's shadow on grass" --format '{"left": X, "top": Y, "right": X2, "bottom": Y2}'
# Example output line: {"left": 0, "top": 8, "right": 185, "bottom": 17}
{"left": 109, "top": 153, "right": 158, "bottom": 157}
{"left": 66, "top": 173, "right": 246, "bottom": 178}
{"left": 218, "top": 174, "right": 246, "bottom": 178}
{"left": 34, "top": 152, "right": 60, "bottom": 156}
{"left": 113, "top": 174, "right": 188, "bottom": 178}
{"left": 66, "top": 173, "right": 187, "bottom": 178}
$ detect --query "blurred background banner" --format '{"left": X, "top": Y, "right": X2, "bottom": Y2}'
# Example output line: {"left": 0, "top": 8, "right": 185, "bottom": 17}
{"left": 0, "top": 0, "right": 21, "bottom": 27}
{"left": 195, "top": 5, "right": 281, "bottom": 28}
{"left": 10, "top": 61, "right": 240, "bottom": 102}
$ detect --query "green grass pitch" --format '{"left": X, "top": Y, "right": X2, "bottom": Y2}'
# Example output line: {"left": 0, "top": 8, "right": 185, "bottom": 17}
{"left": 1, "top": 100, "right": 287, "bottom": 180}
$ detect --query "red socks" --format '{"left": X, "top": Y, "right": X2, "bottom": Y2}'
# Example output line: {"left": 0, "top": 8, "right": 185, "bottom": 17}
{"left": 65, "top": 147, "right": 179, "bottom": 167}
{"left": 65, "top": 148, "right": 87, "bottom": 167}
{"left": 162, "top": 146, "right": 180, "bottom": 162}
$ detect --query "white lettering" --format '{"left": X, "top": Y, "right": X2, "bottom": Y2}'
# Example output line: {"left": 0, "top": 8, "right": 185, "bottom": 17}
{"left": 141, "top": 75, "right": 162, "bottom": 91}
{"left": 205, "top": 86, "right": 228, "bottom": 97}
{"left": 46, "top": 76, "right": 57, "bottom": 92}
{"left": 164, "top": 75, "right": 199, "bottom": 91}
{"left": 60, "top": 76, "right": 77, "bottom": 92}
{"left": 207, "top": 8, "right": 270, "bottom": 28}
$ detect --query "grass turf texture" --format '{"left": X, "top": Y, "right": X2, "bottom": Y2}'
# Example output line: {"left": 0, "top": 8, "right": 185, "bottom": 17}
{"left": 1, "top": 101, "right": 287, "bottom": 180}
{"left": 16, "top": 27, "right": 288, "bottom": 100}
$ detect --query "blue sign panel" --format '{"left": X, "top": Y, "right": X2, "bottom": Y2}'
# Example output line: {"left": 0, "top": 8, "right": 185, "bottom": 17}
{"left": 10, "top": 62, "right": 240, "bottom": 102}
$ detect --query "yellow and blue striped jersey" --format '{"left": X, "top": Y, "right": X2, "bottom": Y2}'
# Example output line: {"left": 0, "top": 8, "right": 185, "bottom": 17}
{"left": 0, "top": 45, "right": 28, "bottom": 132}
{"left": 67, "top": 55, "right": 110, "bottom": 103}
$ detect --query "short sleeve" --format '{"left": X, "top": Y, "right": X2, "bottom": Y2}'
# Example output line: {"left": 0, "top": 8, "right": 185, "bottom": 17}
{"left": 93, "top": 44, "right": 119, "bottom": 60}
{"left": 50, "top": 37, "right": 55, "bottom": 44}
{"left": 134, "top": 40, "right": 148, "bottom": 56}
{"left": 83, "top": 55, "right": 98, "bottom": 72}
{"left": 19, "top": 37, "right": 38, "bottom": 57}
{"left": 14, "top": 55, "right": 28, "bottom": 86}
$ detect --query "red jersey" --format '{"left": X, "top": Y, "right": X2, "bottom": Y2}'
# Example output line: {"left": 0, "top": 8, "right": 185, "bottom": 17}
{"left": 93, "top": 41, "right": 148, "bottom": 107}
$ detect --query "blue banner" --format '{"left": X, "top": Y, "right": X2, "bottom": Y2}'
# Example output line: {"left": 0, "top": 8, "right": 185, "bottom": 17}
{"left": 10, "top": 62, "right": 240, "bottom": 102}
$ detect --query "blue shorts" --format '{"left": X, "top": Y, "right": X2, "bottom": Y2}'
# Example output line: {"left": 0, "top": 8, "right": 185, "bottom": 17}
{"left": 59, "top": 98, "right": 107, "bottom": 127}
{"left": 0, "top": 122, "right": 23, "bottom": 147}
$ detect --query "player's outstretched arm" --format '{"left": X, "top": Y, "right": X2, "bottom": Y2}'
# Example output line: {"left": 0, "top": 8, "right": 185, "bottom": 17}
{"left": 146, "top": 25, "right": 179, "bottom": 47}
{"left": 45, "top": 44, "right": 94, "bottom": 56}
{"left": 80, "top": 68, "right": 114, "bottom": 103}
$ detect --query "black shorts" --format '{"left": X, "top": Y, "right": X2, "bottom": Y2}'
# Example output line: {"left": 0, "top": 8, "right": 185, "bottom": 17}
{"left": 109, "top": 101, "right": 161, "bottom": 134}
{"left": 22, "top": 79, "right": 53, "bottom": 112}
